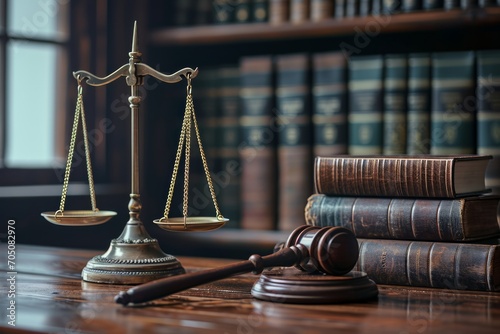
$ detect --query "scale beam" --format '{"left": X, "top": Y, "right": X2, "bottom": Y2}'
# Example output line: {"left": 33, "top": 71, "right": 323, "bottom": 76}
{"left": 73, "top": 64, "right": 198, "bottom": 87}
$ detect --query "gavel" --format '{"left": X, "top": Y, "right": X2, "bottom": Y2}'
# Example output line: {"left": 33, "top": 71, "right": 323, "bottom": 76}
{"left": 115, "top": 226, "right": 359, "bottom": 306}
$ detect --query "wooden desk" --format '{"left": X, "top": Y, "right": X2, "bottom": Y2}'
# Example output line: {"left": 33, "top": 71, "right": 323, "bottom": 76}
{"left": 1, "top": 244, "right": 499, "bottom": 333}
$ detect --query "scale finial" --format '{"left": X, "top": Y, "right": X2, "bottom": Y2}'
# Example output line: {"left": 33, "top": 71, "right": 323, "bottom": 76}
{"left": 131, "top": 20, "right": 138, "bottom": 54}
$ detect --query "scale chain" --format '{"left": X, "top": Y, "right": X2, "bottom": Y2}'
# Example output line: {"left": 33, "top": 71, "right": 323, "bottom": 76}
{"left": 161, "top": 74, "right": 224, "bottom": 222}
{"left": 191, "top": 94, "right": 223, "bottom": 220}
{"left": 162, "top": 90, "right": 191, "bottom": 220}
{"left": 57, "top": 79, "right": 98, "bottom": 216}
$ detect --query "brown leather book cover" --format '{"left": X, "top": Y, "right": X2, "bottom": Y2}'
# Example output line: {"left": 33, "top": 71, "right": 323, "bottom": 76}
{"left": 239, "top": 56, "right": 277, "bottom": 230}
{"left": 315, "top": 155, "right": 492, "bottom": 198}
{"left": 276, "top": 53, "right": 313, "bottom": 231}
{"left": 355, "top": 238, "right": 500, "bottom": 291}
{"left": 305, "top": 194, "right": 500, "bottom": 241}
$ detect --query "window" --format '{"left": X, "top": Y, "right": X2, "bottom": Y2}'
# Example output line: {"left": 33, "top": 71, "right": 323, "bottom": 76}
{"left": 0, "top": 0, "right": 69, "bottom": 174}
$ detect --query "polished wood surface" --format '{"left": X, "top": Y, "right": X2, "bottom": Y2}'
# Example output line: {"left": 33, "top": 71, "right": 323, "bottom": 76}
{"left": 1, "top": 244, "right": 500, "bottom": 333}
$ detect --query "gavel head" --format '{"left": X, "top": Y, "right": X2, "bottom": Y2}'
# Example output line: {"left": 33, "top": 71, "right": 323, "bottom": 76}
{"left": 284, "top": 226, "right": 359, "bottom": 276}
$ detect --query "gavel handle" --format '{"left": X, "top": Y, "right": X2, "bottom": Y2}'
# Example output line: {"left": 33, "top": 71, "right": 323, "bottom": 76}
{"left": 115, "top": 244, "right": 309, "bottom": 306}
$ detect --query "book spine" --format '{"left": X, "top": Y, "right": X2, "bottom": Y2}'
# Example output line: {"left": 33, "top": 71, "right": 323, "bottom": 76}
{"left": 310, "top": 0, "right": 333, "bottom": 21}
{"left": 253, "top": 0, "right": 270, "bottom": 22}
{"left": 312, "top": 52, "right": 348, "bottom": 157}
{"left": 355, "top": 239, "right": 500, "bottom": 291}
{"left": 305, "top": 194, "right": 500, "bottom": 241}
{"left": 383, "top": 54, "right": 407, "bottom": 155}
{"left": 478, "top": 0, "right": 495, "bottom": 6}
{"left": 423, "top": 0, "right": 444, "bottom": 9}
{"left": 359, "top": 0, "right": 372, "bottom": 15}
{"left": 239, "top": 56, "right": 277, "bottom": 230}
{"left": 194, "top": 0, "right": 213, "bottom": 25}
{"left": 382, "top": 0, "right": 402, "bottom": 12}
{"left": 444, "top": 0, "right": 461, "bottom": 9}
{"left": 276, "top": 53, "right": 313, "bottom": 231}
{"left": 348, "top": 55, "right": 384, "bottom": 154}
{"left": 335, "top": 0, "right": 346, "bottom": 17}
{"left": 460, "top": 0, "right": 478, "bottom": 8}
{"left": 235, "top": 0, "right": 252, "bottom": 23}
{"left": 431, "top": 51, "right": 476, "bottom": 155}
{"left": 406, "top": 53, "right": 431, "bottom": 154}
{"left": 314, "top": 156, "right": 458, "bottom": 198}
{"left": 213, "top": 0, "right": 235, "bottom": 24}
{"left": 372, "top": 0, "right": 383, "bottom": 13}
{"left": 216, "top": 66, "right": 242, "bottom": 227}
{"left": 402, "top": 0, "right": 422, "bottom": 11}
{"left": 270, "top": 0, "right": 290, "bottom": 24}
{"left": 346, "top": 0, "right": 360, "bottom": 16}
{"left": 193, "top": 68, "right": 221, "bottom": 218}
{"left": 477, "top": 50, "right": 500, "bottom": 190}
{"left": 290, "top": 0, "right": 310, "bottom": 23}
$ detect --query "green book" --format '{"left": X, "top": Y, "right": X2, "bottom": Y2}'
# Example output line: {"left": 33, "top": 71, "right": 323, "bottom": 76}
{"left": 383, "top": 54, "right": 407, "bottom": 155}
{"left": 477, "top": 50, "right": 500, "bottom": 190}
{"left": 431, "top": 51, "right": 476, "bottom": 154}
{"left": 312, "top": 51, "right": 348, "bottom": 157}
{"left": 275, "top": 53, "right": 313, "bottom": 232}
{"left": 407, "top": 53, "right": 431, "bottom": 154}
{"left": 239, "top": 56, "right": 277, "bottom": 230}
{"left": 191, "top": 67, "right": 221, "bottom": 218}
{"left": 216, "top": 66, "right": 241, "bottom": 226}
{"left": 252, "top": 0, "right": 269, "bottom": 22}
{"left": 348, "top": 55, "right": 384, "bottom": 155}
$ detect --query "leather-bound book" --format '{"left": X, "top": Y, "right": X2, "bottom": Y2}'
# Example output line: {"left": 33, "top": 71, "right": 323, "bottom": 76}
{"left": 348, "top": 55, "right": 384, "bottom": 155}
{"left": 312, "top": 51, "right": 348, "bottom": 157}
{"left": 383, "top": 54, "right": 407, "bottom": 155}
{"left": 310, "top": 0, "right": 333, "bottom": 21}
{"left": 270, "top": 0, "right": 290, "bottom": 24}
{"left": 402, "top": 0, "right": 422, "bottom": 11}
{"left": 253, "top": 0, "right": 270, "bottom": 22}
{"left": 192, "top": 67, "right": 220, "bottom": 218}
{"left": 239, "top": 56, "right": 277, "bottom": 230}
{"left": 477, "top": 50, "right": 500, "bottom": 191}
{"left": 276, "top": 53, "right": 313, "bottom": 231}
{"left": 355, "top": 238, "right": 500, "bottom": 291}
{"left": 216, "top": 66, "right": 241, "bottom": 226}
{"left": 314, "top": 155, "right": 492, "bottom": 198}
{"left": 430, "top": 51, "right": 476, "bottom": 155}
{"left": 335, "top": 0, "right": 346, "bottom": 17}
{"left": 423, "top": 0, "right": 443, "bottom": 9}
{"left": 406, "top": 53, "right": 431, "bottom": 154}
{"left": 305, "top": 194, "right": 500, "bottom": 241}
{"left": 290, "top": 0, "right": 310, "bottom": 23}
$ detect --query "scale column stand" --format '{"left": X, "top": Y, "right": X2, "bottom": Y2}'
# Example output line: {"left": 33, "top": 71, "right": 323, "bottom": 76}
{"left": 77, "top": 22, "right": 193, "bottom": 284}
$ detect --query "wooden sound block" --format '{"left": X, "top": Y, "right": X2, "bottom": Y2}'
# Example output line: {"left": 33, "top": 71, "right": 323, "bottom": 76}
{"left": 251, "top": 268, "right": 378, "bottom": 304}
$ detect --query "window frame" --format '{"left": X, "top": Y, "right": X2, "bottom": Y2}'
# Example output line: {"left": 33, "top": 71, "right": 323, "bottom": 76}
{"left": 0, "top": 0, "right": 74, "bottom": 187}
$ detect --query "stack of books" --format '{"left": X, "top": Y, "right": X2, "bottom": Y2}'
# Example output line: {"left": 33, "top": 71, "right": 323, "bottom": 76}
{"left": 305, "top": 154, "right": 500, "bottom": 291}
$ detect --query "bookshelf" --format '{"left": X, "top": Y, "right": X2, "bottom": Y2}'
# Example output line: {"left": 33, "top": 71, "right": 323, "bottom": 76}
{"left": 142, "top": 5, "right": 500, "bottom": 258}
{"left": 149, "top": 8, "right": 500, "bottom": 45}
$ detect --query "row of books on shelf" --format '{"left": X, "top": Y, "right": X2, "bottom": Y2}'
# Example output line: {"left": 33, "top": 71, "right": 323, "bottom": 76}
{"left": 305, "top": 155, "right": 500, "bottom": 292}
{"left": 191, "top": 48, "right": 500, "bottom": 231}
{"left": 168, "top": 0, "right": 500, "bottom": 27}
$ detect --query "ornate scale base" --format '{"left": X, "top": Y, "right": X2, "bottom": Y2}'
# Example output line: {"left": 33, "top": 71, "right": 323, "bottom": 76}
{"left": 251, "top": 268, "right": 378, "bottom": 304}
{"left": 82, "top": 239, "right": 185, "bottom": 285}
{"left": 82, "top": 206, "right": 185, "bottom": 284}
